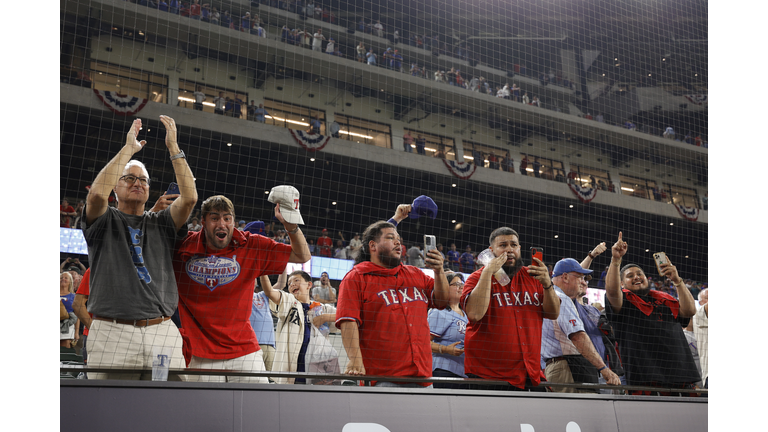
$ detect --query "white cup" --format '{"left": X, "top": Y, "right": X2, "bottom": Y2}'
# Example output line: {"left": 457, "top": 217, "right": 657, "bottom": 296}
{"left": 477, "top": 249, "right": 511, "bottom": 285}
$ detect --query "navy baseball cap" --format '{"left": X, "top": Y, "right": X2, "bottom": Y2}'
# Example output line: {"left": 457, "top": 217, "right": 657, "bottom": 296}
{"left": 552, "top": 258, "right": 594, "bottom": 278}
{"left": 244, "top": 221, "right": 266, "bottom": 235}
{"left": 409, "top": 195, "right": 438, "bottom": 219}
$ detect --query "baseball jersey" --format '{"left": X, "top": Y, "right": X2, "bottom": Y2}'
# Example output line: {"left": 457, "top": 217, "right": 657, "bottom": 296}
{"left": 75, "top": 268, "right": 92, "bottom": 336}
{"left": 428, "top": 308, "right": 468, "bottom": 378}
{"left": 174, "top": 229, "right": 292, "bottom": 361}
{"left": 541, "top": 286, "right": 583, "bottom": 366}
{"left": 460, "top": 266, "right": 546, "bottom": 388}
{"left": 317, "top": 236, "right": 332, "bottom": 257}
{"left": 336, "top": 261, "right": 436, "bottom": 386}
{"left": 250, "top": 290, "right": 275, "bottom": 348}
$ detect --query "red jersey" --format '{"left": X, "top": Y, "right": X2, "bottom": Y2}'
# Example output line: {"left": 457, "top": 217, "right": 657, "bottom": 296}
{"left": 336, "top": 262, "right": 435, "bottom": 386}
{"left": 60, "top": 205, "right": 75, "bottom": 227}
{"left": 317, "top": 236, "right": 332, "bottom": 257}
{"left": 460, "top": 266, "right": 546, "bottom": 388}
{"left": 75, "top": 268, "right": 92, "bottom": 336}
{"left": 174, "top": 229, "right": 292, "bottom": 361}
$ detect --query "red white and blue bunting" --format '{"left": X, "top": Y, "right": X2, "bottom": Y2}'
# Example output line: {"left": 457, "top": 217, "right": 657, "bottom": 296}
{"left": 569, "top": 183, "right": 597, "bottom": 203}
{"left": 684, "top": 94, "right": 707, "bottom": 106}
{"left": 289, "top": 129, "right": 331, "bottom": 152}
{"left": 93, "top": 89, "right": 149, "bottom": 116}
{"left": 674, "top": 204, "right": 699, "bottom": 221}
{"left": 442, "top": 159, "right": 477, "bottom": 180}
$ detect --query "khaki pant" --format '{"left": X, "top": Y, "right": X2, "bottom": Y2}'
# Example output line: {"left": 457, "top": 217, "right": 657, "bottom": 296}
{"left": 260, "top": 344, "right": 276, "bottom": 372}
{"left": 186, "top": 351, "right": 268, "bottom": 384}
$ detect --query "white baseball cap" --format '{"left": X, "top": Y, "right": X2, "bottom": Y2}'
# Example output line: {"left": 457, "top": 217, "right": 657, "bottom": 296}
{"left": 267, "top": 185, "right": 305, "bottom": 225}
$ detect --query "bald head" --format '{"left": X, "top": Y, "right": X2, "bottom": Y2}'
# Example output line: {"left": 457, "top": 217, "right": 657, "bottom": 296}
{"left": 698, "top": 288, "right": 708, "bottom": 306}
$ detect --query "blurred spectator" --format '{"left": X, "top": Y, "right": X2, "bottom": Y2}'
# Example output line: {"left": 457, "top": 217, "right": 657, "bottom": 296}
{"left": 488, "top": 151, "right": 499, "bottom": 170}
{"left": 415, "top": 134, "right": 426, "bottom": 155}
{"left": 374, "top": 20, "right": 384, "bottom": 38}
{"left": 402, "top": 130, "right": 414, "bottom": 152}
{"left": 61, "top": 199, "right": 76, "bottom": 228}
{"left": 213, "top": 91, "right": 226, "bottom": 115}
{"left": 253, "top": 103, "right": 269, "bottom": 123}
{"left": 317, "top": 228, "right": 332, "bottom": 257}
{"left": 325, "top": 37, "right": 336, "bottom": 54}
{"left": 193, "top": 86, "right": 205, "bottom": 111}
{"left": 391, "top": 49, "right": 403, "bottom": 72}
{"left": 522, "top": 92, "right": 530, "bottom": 104}
{"left": 60, "top": 272, "right": 79, "bottom": 349}
{"left": 531, "top": 157, "right": 541, "bottom": 178}
{"left": 366, "top": 48, "right": 377, "bottom": 66}
{"left": 60, "top": 257, "right": 86, "bottom": 278}
{"left": 407, "top": 244, "right": 425, "bottom": 268}
{"left": 312, "top": 29, "right": 326, "bottom": 52}
{"left": 429, "top": 272, "right": 469, "bottom": 388}
{"left": 189, "top": 0, "right": 201, "bottom": 20}
{"left": 693, "top": 288, "right": 708, "bottom": 389}
{"left": 433, "top": 145, "right": 446, "bottom": 159}
{"left": 73, "top": 268, "right": 92, "bottom": 362}
{"left": 663, "top": 127, "right": 675, "bottom": 139}
{"left": 460, "top": 245, "right": 475, "bottom": 273}
{"left": 604, "top": 232, "right": 700, "bottom": 394}
{"left": 311, "top": 272, "right": 337, "bottom": 305}
{"left": 310, "top": 117, "right": 322, "bottom": 134}
{"left": 682, "top": 319, "right": 703, "bottom": 388}
{"left": 333, "top": 239, "right": 347, "bottom": 259}
{"left": 187, "top": 217, "right": 202, "bottom": 231}
{"left": 356, "top": 42, "right": 366, "bottom": 63}
{"left": 446, "top": 243, "right": 460, "bottom": 272}
{"left": 347, "top": 232, "right": 363, "bottom": 261}
{"left": 72, "top": 200, "right": 85, "bottom": 229}
{"left": 520, "top": 155, "right": 529, "bottom": 175}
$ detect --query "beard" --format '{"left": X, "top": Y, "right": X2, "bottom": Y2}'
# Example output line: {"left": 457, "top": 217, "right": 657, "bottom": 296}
{"left": 378, "top": 250, "right": 402, "bottom": 269}
{"left": 502, "top": 257, "right": 524, "bottom": 278}
{"left": 634, "top": 285, "right": 652, "bottom": 296}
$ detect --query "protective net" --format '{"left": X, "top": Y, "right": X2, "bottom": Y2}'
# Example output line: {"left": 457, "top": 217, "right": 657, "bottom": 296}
{"left": 60, "top": 0, "right": 707, "bottom": 392}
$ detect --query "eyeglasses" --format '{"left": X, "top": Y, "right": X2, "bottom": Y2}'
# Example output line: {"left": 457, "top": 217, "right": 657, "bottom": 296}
{"left": 568, "top": 272, "right": 592, "bottom": 282}
{"left": 119, "top": 174, "right": 150, "bottom": 186}
{"left": 449, "top": 282, "right": 464, "bottom": 287}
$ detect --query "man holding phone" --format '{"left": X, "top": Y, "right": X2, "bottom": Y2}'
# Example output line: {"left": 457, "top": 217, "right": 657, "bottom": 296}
{"left": 461, "top": 227, "right": 560, "bottom": 391}
{"left": 603, "top": 232, "right": 700, "bottom": 394}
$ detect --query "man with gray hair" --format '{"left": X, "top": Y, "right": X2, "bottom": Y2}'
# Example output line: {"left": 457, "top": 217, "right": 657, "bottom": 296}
{"left": 83, "top": 116, "right": 197, "bottom": 380}
{"left": 604, "top": 232, "right": 700, "bottom": 395}
{"left": 693, "top": 288, "right": 708, "bottom": 389}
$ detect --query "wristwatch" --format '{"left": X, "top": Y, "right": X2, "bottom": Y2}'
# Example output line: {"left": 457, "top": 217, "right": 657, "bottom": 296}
{"left": 170, "top": 150, "right": 186, "bottom": 161}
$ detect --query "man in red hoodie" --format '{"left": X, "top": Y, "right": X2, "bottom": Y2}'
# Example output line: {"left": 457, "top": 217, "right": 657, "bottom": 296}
{"left": 335, "top": 205, "right": 450, "bottom": 387}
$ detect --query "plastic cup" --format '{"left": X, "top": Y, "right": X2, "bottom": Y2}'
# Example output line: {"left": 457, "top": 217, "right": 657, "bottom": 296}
{"left": 151, "top": 346, "right": 172, "bottom": 381}
{"left": 477, "top": 249, "right": 511, "bottom": 285}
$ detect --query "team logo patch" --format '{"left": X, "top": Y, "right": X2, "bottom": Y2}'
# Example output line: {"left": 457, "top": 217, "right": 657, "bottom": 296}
{"left": 185, "top": 255, "right": 241, "bottom": 291}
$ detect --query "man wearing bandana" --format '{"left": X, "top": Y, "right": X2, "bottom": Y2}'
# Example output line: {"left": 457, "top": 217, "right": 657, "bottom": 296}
{"left": 604, "top": 232, "right": 700, "bottom": 395}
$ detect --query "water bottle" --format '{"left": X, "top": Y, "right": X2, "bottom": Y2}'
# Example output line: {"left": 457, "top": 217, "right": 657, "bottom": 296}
{"left": 477, "top": 249, "right": 511, "bottom": 285}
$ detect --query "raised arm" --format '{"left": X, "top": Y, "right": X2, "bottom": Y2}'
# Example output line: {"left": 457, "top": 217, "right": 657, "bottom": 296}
{"left": 260, "top": 268, "right": 288, "bottom": 305}
{"left": 86, "top": 118, "right": 146, "bottom": 224}
{"left": 274, "top": 204, "right": 311, "bottom": 263}
{"left": 425, "top": 249, "right": 450, "bottom": 309}
{"left": 387, "top": 204, "right": 411, "bottom": 226}
{"left": 605, "top": 232, "right": 627, "bottom": 312}
{"left": 529, "top": 257, "right": 560, "bottom": 320}
{"left": 464, "top": 252, "right": 506, "bottom": 322}
{"left": 160, "top": 116, "right": 198, "bottom": 231}
{"left": 581, "top": 242, "right": 607, "bottom": 269}
{"left": 660, "top": 258, "right": 696, "bottom": 318}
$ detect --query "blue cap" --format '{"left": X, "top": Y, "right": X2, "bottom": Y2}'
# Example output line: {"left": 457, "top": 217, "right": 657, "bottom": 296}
{"left": 552, "top": 258, "right": 594, "bottom": 278}
{"left": 244, "top": 221, "right": 265, "bottom": 235}
{"left": 409, "top": 195, "right": 438, "bottom": 219}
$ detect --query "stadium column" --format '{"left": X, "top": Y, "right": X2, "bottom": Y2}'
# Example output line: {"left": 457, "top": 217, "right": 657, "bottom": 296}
{"left": 167, "top": 73, "right": 179, "bottom": 106}
{"left": 454, "top": 137, "right": 466, "bottom": 162}
{"left": 391, "top": 123, "right": 405, "bottom": 152}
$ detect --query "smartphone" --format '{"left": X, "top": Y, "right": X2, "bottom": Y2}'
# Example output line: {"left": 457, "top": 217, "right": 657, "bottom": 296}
{"left": 166, "top": 182, "right": 180, "bottom": 195}
{"left": 653, "top": 252, "right": 669, "bottom": 276}
{"left": 424, "top": 235, "right": 437, "bottom": 254}
{"left": 530, "top": 247, "right": 544, "bottom": 266}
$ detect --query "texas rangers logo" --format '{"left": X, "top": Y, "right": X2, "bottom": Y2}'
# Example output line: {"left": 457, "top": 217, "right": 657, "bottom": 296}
{"left": 185, "top": 255, "right": 241, "bottom": 291}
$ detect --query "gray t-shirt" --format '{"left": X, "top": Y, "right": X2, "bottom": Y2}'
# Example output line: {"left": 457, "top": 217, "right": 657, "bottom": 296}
{"left": 311, "top": 285, "right": 337, "bottom": 303}
{"left": 83, "top": 206, "right": 186, "bottom": 320}
{"left": 407, "top": 246, "right": 424, "bottom": 268}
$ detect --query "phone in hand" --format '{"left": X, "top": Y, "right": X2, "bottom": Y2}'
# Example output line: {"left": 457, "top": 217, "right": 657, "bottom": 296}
{"left": 424, "top": 235, "right": 437, "bottom": 255}
{"left": 166, "top": 182, "right": 180, "bottom": 195}
{"left": 653, "top": 252, "right": 669, "bottom": 276}
{"left": 530, "top": 247, "right": 544, "bottom": 266}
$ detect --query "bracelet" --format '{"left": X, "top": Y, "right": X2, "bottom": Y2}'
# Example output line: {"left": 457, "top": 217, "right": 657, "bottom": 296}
{"left": 597, "top": 366, "right": 607, "bottom": 372}
{"left": 543, "top": 283, "right": 553, "bottom": 290}
{"left": 588, "top": 252, "right": 596, "bottom": 259}
{"left": 438, "top": 345, "right": 443, "bottom": 354}
{"left": 287, "top": 226, "right": 300, "bottom": 234}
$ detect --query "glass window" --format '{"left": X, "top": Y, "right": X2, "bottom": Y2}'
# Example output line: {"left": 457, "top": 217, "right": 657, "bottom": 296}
{"left": 663, "top": 183, "right": 699, "bottom": 208}
{"left": 619, "top": 174, "right": 658, "bottom": 200}
{"left": 569, "top": 164, "right": 612, "bottom": 190}
{"left": 463, "top": 141, "right": 511, "bottom": 168}
{"left": 263, "top": 99, "right": 325, "bottom": 134}
{"left": 521, "top": 154, "right": 565, "bottom": 181}
{"left": 335, "top": 114, "right": 392, "bottom": 149}
{"left": 90, "top": 61, "right": 167, "bottom": 103}
{"left": 404, "top": 129, "right": 456, "bottom": 160}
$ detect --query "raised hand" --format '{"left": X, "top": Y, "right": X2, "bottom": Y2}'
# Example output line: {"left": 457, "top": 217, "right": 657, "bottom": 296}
{"left": 126, "top": 118, "right": 147, "bottom": 153}
{"left": 159, "top": 115, "right": 178, "bottom": 150}
{"left": 611, "top": 231, "right": 628, "bottom": 260}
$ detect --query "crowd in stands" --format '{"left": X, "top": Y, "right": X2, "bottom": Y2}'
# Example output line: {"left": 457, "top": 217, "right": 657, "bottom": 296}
{"left": 60, "top": 117, "right": 708, "bottom": 394}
